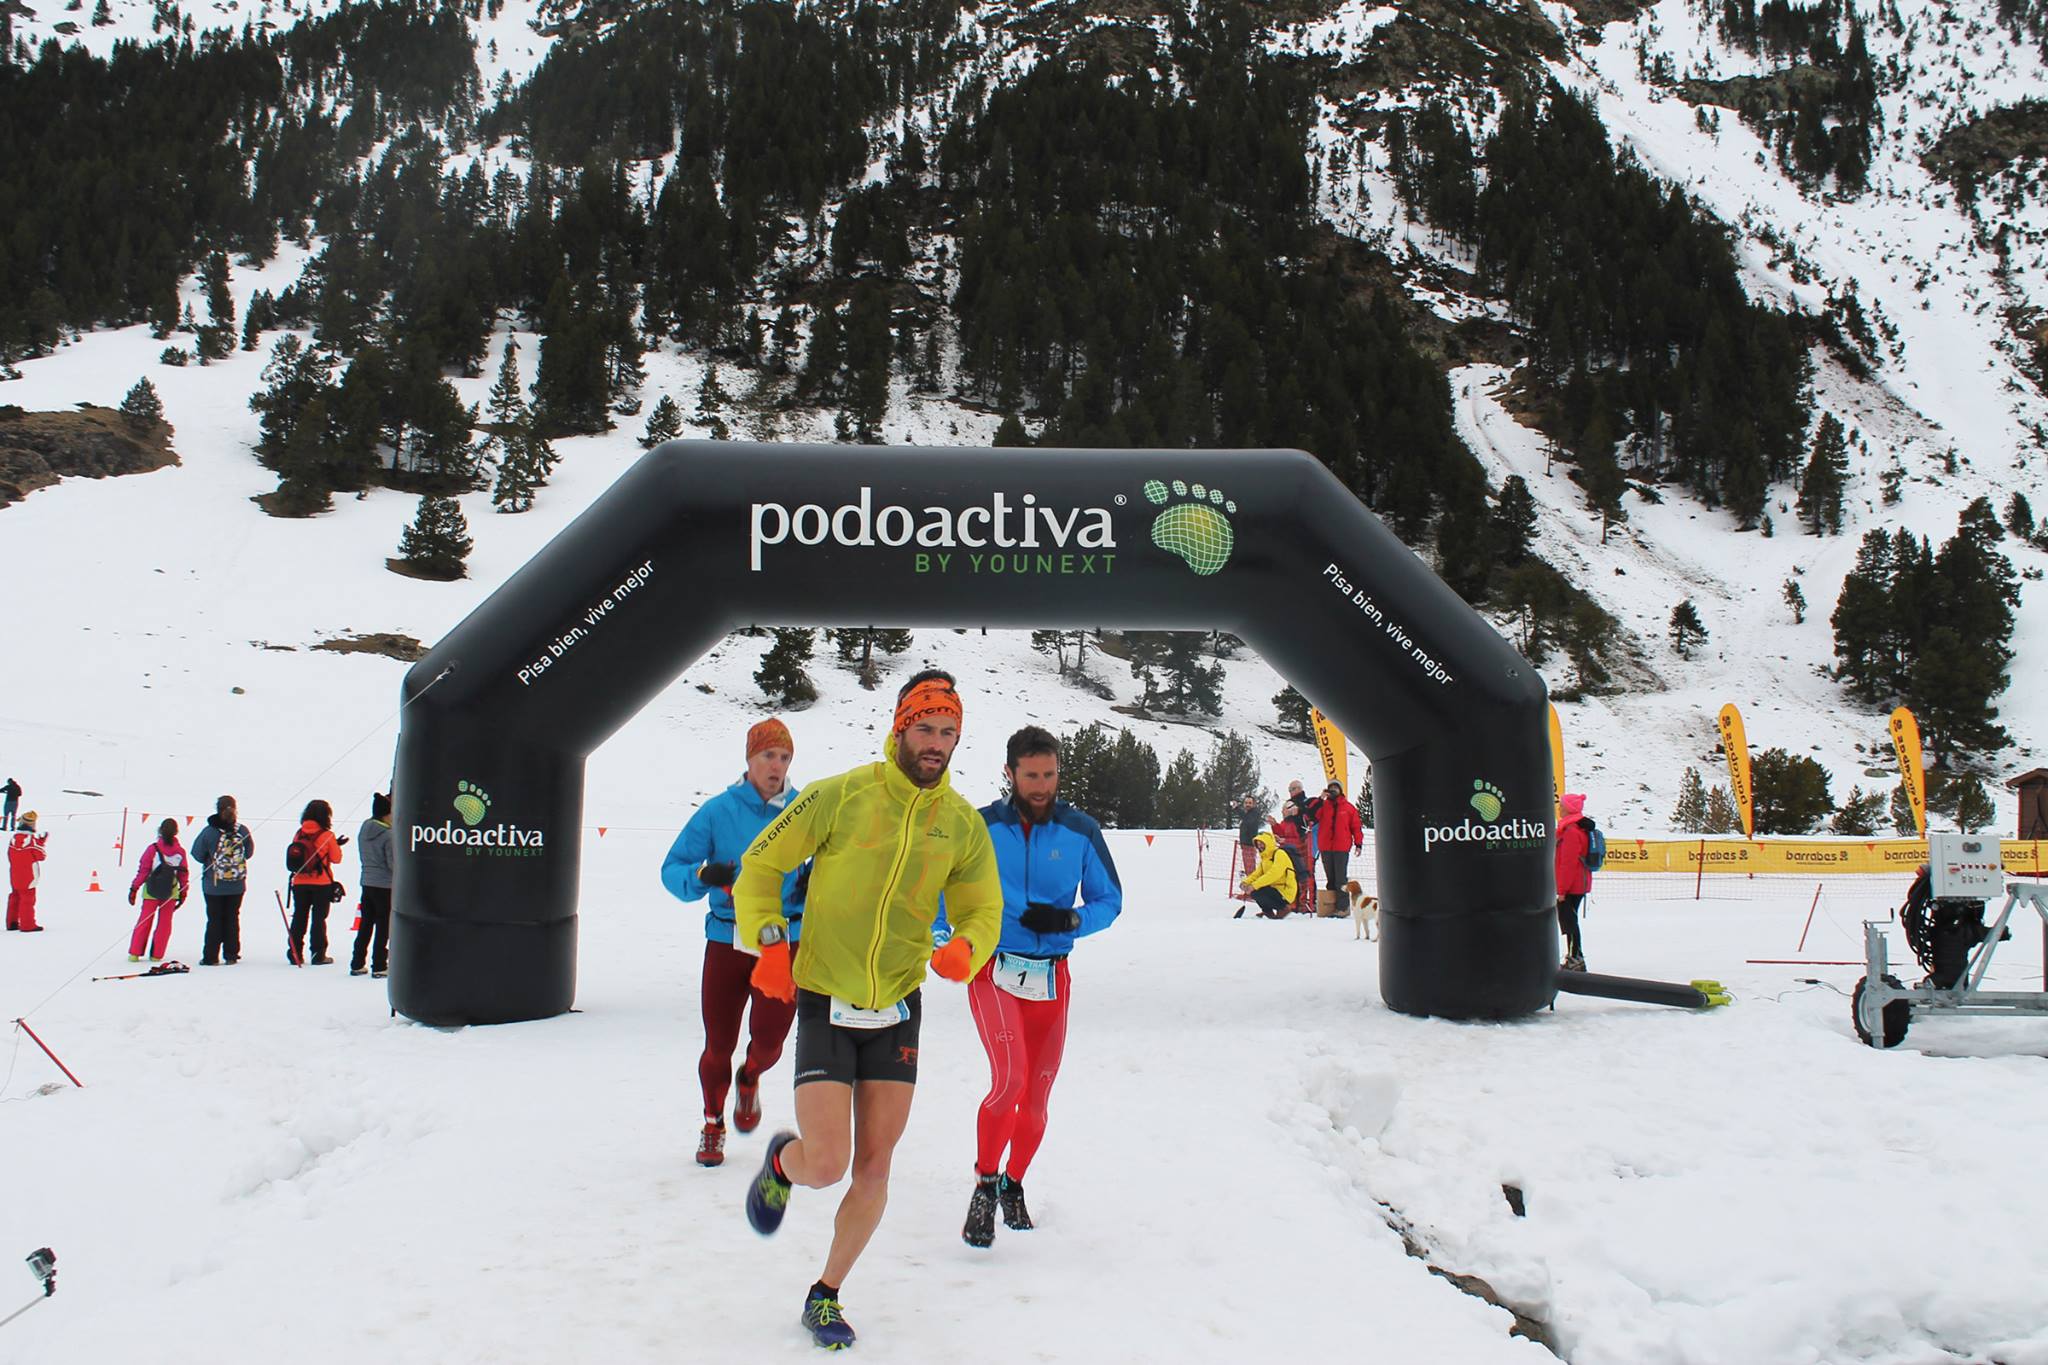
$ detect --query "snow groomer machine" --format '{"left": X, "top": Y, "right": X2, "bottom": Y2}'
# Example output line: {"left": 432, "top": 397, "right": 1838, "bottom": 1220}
{"left": 1854, "top": 831, "right": 2048, "bottom": 1047}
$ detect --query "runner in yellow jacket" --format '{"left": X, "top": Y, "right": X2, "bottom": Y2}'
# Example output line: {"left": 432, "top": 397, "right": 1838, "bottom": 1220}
{"left": 734, "top": 668, "right": 1003, "bottom": 1350}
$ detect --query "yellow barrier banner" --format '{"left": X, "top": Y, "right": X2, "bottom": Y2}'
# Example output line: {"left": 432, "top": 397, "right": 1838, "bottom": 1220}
{"left": 1310, "top": 708, "right": 1347, "bottom": 795}
{"left": 1888, "top": 706, "right": 1927, "bottom": 836}
{"left": 1547, "top": 703, "right": 1565, "bottom": 828}
{"left": 1595, "top": 837, "right": 2048, "bottom": 875}
{"left": 1717, "top": 703, "right": 1754, "bottom": 838}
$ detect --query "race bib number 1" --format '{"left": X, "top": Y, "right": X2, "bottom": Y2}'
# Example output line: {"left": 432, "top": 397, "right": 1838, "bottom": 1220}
{"left": 994, "top": 952, "right": 1056, "bottom": 1001}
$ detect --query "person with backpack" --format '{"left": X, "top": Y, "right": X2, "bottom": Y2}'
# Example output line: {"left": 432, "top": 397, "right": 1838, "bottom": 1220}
{"left": 127, "top": 817, "right": 191, "bottom": 961}
{"left": 286, "top": 800, "right": 348, "bottom": 966}
{"left": 190, "top": 795, "right": 254, "bottom": 966}
{"left": 7, "top": 811, "right": 47, "bottom": 932}
{"left": 351, "top": 793, "right": 393, "bottom": 978}
{"left": 1554, "top": 792, "right": 1601, "bottom": 971}
{"left": 1, "top": 778, "right": 20, "bottom": 832}
{"left": 660, "top": 719, "right": 808, "bottom": 1168}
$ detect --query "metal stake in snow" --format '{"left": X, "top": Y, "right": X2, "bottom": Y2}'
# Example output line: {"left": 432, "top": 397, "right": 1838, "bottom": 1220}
{"left": 0, "top": 1248, "right": 57, "bottom": 1331}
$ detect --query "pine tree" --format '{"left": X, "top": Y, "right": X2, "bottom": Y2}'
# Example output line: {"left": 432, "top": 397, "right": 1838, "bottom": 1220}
{"left": 993, "top": 413, "right": 1030, "bottom": 447}
{"left": 641, "top": 394, "right": 682, "bottom": 449}
{"left": 394, "top": 496, "right": 472, "bottom": 580}
{"left": 1129, "top": 631, "right": 1223, "bottom": 716}
{"left": 1671, "top": 768, "right": 1708, "bottom": 832}
{"left": 1951, "top": 774, "right": 1996, "bottom": 832}
{"left": 120, "top": 378, "right": 164, "bottom": 432}
{"left": 1201, "top": 731, "right": 1261, "bottom": 828}
{"left": 1490, "top": 475, "right": 1537, "bottom": 566}
{"left": 1272, "top": 685, "right": 1311, "bottom": 738}
{"left": 1156, "top": 748, "right": 1208, "bottom": 828}
{"left": 2005, "top": 491, "right": 2034, "bottom": 540}
{"left": 829, "top": 627, "right": 912, "bottom": 688}
{"left": 755, "top": 628, "right": 818, "bottom": 706}
{"left": 1705, "top": 784, "right": 1740, "bottom": 833}
{"left": 1829, "top": 785, "right": 1885, "bottom": 835}
{"left": 492, "top": 439, "right": 540, "bottom": 513}
{"left": 1796, "top": 412, "right": 1849, "bottom": 534}
{"left": 1783, "top": 577, "right": 1806, "bottom": 624}
{"left": 1750, "top": 747, "right": 1834, "bottom": 834}
{"left": 1889, "top": 783, "right": 1919, "bottom": 835}
{"left": 1056, "top": 725, "right": 1112, "bottom": 818}
{"left": 1099, "top": 729, "right": 1161, "bottom": 828}
{"left": 1669, "top": 599, "right": 1708, "bottom": 659}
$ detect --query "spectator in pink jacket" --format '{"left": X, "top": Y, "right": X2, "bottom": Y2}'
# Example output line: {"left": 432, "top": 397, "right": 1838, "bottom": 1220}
{"left": 1554, "top": 793, "right": 1592, "bottom": 971}
{"left": 7, "top": 811, "right": 47, "bottom": 932}
{"left": 128, "top": 818, "right": 191, "bottom": 962}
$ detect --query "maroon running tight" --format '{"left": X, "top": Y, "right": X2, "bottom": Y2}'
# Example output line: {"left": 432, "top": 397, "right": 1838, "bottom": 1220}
{"left": 699, "top": 938, "right": 797, "bottom": 1119}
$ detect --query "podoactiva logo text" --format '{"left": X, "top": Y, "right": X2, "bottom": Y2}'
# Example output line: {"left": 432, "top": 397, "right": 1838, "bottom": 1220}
{"left": 412, "top": 780, "right": 545, "bottom": 856}
{"left": 1421, "top": 815, "right": 1549, "bottom": 852}
{"left": 750, "top": 487, "right": 1116, "bottom": 572}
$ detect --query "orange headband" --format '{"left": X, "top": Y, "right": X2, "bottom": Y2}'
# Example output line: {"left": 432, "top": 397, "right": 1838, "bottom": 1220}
{"left": 894, "top": 679, "right": 962, "bottom": 735}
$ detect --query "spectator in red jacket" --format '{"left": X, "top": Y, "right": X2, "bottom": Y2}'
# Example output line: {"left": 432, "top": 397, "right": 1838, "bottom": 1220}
{"left": 128, "top": 818, "right": 191, "bottom": 961}
{"left": 7, "top": 811, "right": 48, "bottom": 932}
{"left": 1554, "top": 792, "right": 1592, "bottom": 970}
{"left": 1313, "top": 781, "right": 1364, "bottom": 912}
{"left": 287, "top": 800, "right": 348, "bottom": 966}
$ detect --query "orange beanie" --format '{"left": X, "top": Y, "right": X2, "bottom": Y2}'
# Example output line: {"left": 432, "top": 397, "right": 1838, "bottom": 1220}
{"left": 747, "top": 718, "right": 794, "bottom": 760}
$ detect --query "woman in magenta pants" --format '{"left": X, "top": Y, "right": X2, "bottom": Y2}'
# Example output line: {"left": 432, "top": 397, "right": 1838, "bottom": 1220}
{"left": 128, "top": 818, "right": 191, "bottom": 961}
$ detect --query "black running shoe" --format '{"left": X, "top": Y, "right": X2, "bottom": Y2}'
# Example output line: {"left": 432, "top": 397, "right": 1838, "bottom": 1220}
{"left": 998, "top": 1174, "right": 1034, "bottom": 1231}
{"left": 963, "top": 1173, "right": 998, "bottom": 1248}
{"left": 746, "top": 1131, "right": 795, "bottom": 1235}
{"left": 801, "top": 1286, "right": 856, "bottom": 1350}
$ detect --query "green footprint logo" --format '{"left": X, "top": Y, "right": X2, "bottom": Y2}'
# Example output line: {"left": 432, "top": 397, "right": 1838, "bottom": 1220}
{"left": 1143, "top": 478, "right": 1237, "bottom": 576}
{"left": 453, "top": 780, "right": 493, "bottom": 828}
{"left": 1469, "top": 780, "right": 1504, "bottom": 822}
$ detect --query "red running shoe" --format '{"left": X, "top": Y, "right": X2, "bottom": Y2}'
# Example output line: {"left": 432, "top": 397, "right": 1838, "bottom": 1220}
{"left": 733, "top": 1082, "right": 762, "bottom": 1134}
{"left": 696, "top": 1118, "right": 726, "bottom": 1167}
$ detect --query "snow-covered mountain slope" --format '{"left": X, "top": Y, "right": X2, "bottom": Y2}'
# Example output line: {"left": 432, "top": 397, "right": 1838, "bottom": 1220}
{"left": 6, "top": 0, "right": 2047, "bottom": 829}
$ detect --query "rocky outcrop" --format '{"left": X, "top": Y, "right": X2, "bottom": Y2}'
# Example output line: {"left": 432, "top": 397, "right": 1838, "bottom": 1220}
{"left": 0, "top": 404, "right": 179, "bottom": 509}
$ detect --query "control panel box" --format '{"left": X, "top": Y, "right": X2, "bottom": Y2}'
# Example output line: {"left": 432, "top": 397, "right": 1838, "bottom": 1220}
{"left": 1929, "top": 831, "right": 2004, "bottom": 900}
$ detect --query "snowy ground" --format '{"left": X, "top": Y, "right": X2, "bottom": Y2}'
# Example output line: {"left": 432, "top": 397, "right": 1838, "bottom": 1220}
{"left": 6, "top": 826, "right": 2047, "bottom": 1365}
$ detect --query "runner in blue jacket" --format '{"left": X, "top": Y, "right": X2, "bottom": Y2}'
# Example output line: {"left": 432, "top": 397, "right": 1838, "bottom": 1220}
{"left": 961, "top": 724, "right": 1121, "bottom": 1248}
{"left": 662, "top": 718, "right": 808, "bottom": 1168}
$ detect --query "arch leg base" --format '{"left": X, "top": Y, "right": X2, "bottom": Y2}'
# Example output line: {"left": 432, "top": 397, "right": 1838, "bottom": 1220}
{"left": 1378, "top": 907, "right": 1557, "bottom": 1019}
{"left": 389, "top": 912, "right": 578, "bottom": 1026}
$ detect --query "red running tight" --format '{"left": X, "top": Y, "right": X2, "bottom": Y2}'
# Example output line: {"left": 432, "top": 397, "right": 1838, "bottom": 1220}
{"left": 967, "top": 955, "right": 1073, "bottom": 1180}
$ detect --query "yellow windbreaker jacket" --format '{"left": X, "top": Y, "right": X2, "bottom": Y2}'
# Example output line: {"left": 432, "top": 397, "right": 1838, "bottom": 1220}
{"left": 1242, "top": 831, "right": 1297, "bottom": 902}
{"left": 732, "top": 742, "right": 1003, "bottom": 1010}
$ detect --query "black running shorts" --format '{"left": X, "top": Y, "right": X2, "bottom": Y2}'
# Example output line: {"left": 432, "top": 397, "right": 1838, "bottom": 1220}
{"left": 792, "top": 988, "right": 922, "bottom": 1086}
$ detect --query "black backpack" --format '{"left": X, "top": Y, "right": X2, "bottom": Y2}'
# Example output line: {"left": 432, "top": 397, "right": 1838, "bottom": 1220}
{"left": 143, "top": 849, "right": 180, "bottom": 900}
{"left": 285, "top": 828, "right": 326, "bottom": 877}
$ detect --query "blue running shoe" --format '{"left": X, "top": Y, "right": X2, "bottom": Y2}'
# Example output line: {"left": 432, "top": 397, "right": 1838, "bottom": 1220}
{"left": 801, "top": 1287, "right": 856, "bottom": 1351}
{"left": 746, "top": 1130, "right": 796, "bottom": 1236}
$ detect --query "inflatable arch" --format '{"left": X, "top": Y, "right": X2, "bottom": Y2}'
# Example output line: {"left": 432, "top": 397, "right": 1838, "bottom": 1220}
{"left": 391, "top": 443, "right": 1557, "bottom": 1026}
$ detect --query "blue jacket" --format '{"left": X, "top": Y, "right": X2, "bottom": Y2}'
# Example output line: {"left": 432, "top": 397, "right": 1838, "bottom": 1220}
{"left": 978, "top": 797, "right": 1122, "bottom": 958}
{"left": 661, "top": 777, "right": 806, "bottom": 945}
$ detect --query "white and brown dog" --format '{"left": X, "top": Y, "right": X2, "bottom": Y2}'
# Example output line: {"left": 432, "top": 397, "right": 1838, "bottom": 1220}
{"left": 1346, "top": 881, "right": 1380, "bottom": 940}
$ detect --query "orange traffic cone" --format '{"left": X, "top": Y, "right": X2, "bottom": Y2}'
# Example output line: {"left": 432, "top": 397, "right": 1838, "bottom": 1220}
{"left": 88, "top": 870, "right": 104, "bottom": 893}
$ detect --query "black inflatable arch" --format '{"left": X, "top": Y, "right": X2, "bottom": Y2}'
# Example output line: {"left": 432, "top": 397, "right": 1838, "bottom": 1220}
{"left": 391, "top": 443, "right": 1556, "bottom": 1026}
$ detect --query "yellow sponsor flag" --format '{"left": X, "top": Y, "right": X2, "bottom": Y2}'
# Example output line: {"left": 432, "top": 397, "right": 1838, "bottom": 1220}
{"left": 1547, "top": 702, "right": 1566, "bottom": 827}
{"left": 1310, "top": 708, "right": 1348, "bottom": 794}
{"left": 1717, "top": 702, "right": 1755, "bottom": 838}
{"left": 1889, "top": 706, "right": 1927, "bottom": 836}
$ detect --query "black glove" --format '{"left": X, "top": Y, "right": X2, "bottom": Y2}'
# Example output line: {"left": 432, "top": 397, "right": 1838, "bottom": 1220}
{"left": 792, "top": 862, "right": 813, "bottom": 904}
{"left": 337, "top": 834, "right": 350, "bottom": 846}
{"left": 698, "top": 861, "right": 737, "bottom": 889}
{"left": 1019, "top": 903, "right": 1081, "bottom": 935}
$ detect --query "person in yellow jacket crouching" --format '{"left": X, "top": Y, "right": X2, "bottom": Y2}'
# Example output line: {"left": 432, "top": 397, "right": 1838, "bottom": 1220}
{"left": 733, "top": 667, "right": 1003, "bottom": 1351}
{"left": 1236, "top": 830, "right": 1298, "bottom": 919}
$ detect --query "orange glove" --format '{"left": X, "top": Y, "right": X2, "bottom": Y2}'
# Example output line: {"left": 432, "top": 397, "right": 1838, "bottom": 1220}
{"left": 750, "top": 941, "right": 795, "bottom": 1002}
{"left": 929, "top": 936, "right": 974, "bottom": 982}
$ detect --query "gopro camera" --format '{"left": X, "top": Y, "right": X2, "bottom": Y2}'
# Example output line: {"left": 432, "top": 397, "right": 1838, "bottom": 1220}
{"left": 25, "top": 1248, "right": 54, "bottom": 1296}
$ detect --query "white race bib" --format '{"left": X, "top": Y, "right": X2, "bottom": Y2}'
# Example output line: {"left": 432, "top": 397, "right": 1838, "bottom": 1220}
{"left": 829, "top": 996, "right": 911, "bottom": 1030}
{"left": 994, "top": 952, "right": 1056, "bottom": 1002}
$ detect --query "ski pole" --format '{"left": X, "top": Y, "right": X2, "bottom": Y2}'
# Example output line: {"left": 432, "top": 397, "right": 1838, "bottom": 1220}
{"left": 276, "top": 889, "right": 300, "bottom": 966}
